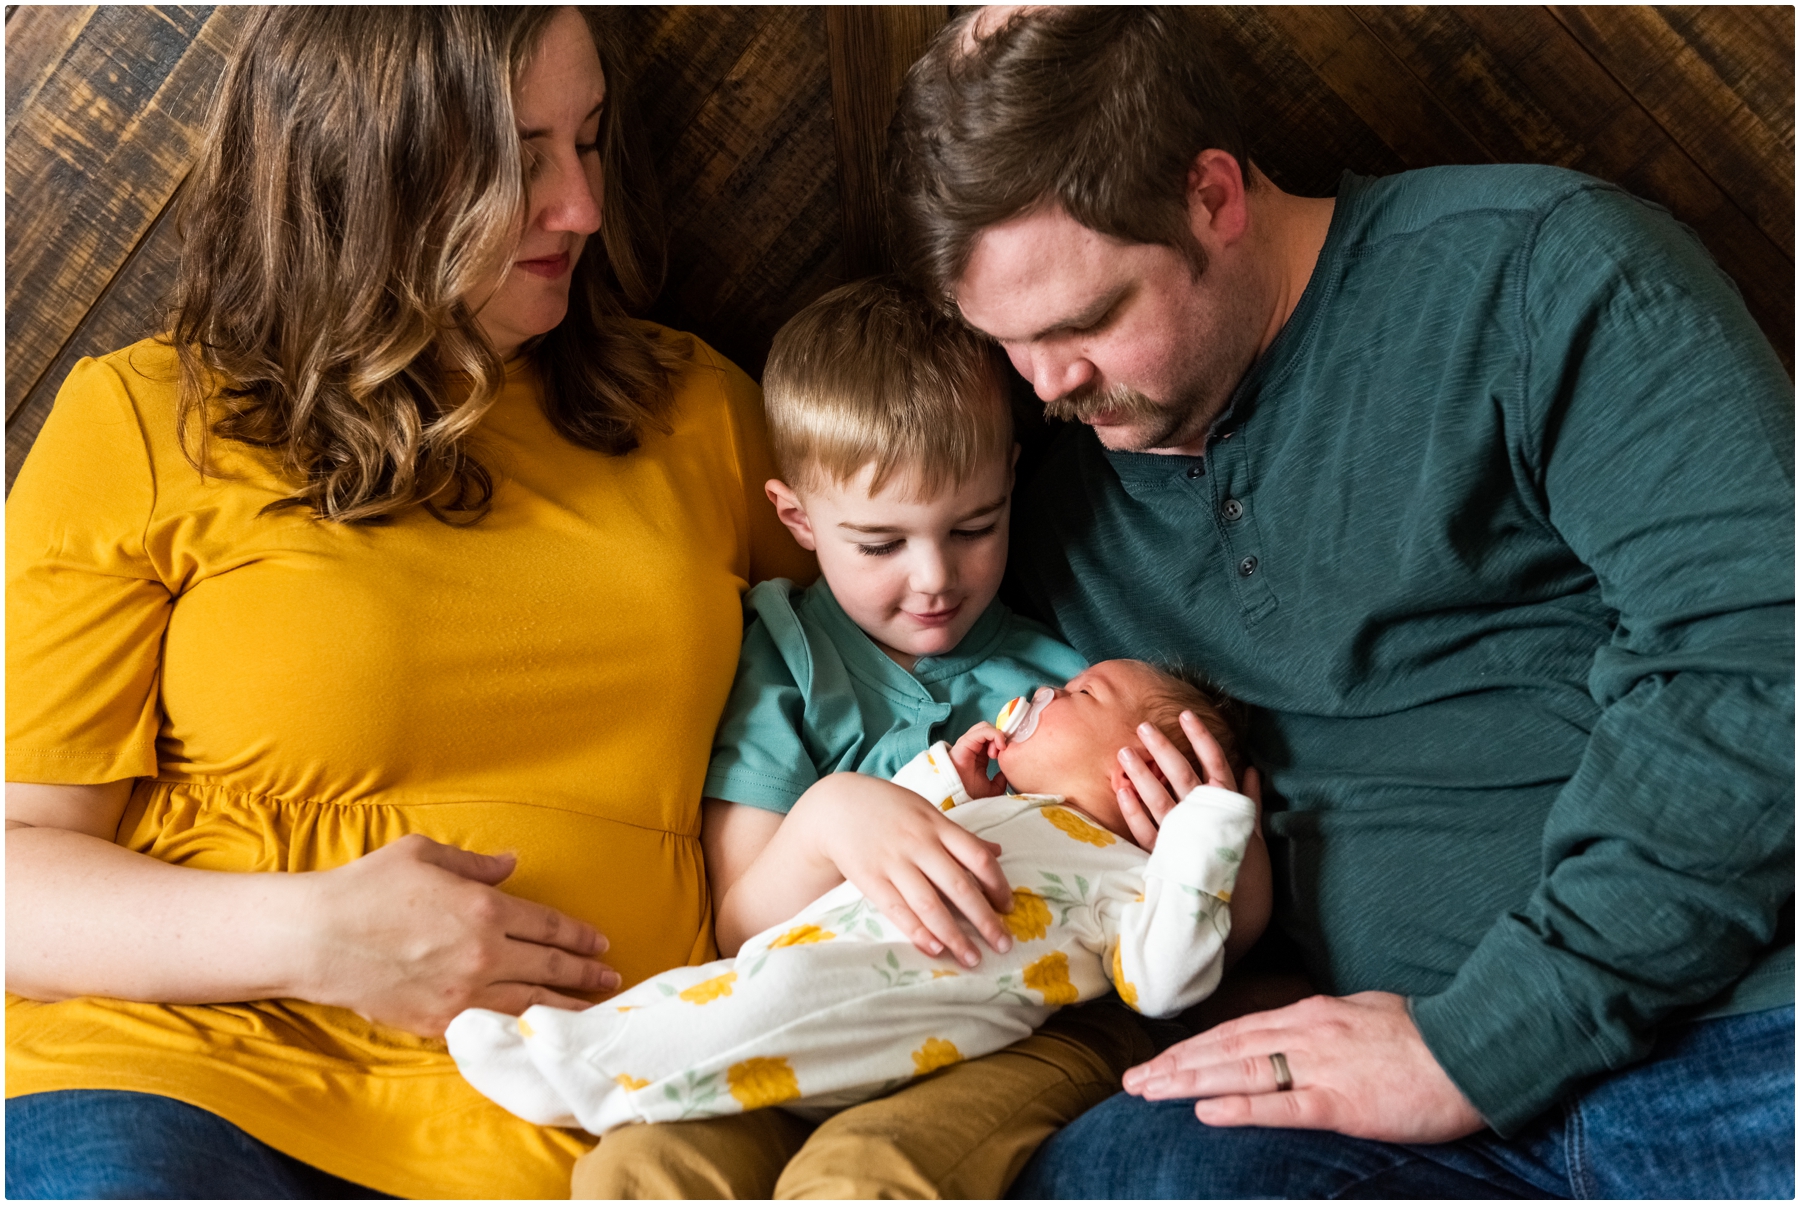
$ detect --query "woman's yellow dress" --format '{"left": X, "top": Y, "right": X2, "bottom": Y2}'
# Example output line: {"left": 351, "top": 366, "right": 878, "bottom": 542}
{"left": 5, "top": 331, "right": 813, "bottom": 1198}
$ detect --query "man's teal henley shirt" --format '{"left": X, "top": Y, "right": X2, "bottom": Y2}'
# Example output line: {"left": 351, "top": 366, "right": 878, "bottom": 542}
{"left": 1008, "top": 166, "right": 1794, "bottom": 1134}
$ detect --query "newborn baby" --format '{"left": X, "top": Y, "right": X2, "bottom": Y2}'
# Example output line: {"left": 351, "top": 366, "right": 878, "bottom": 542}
{"left": 447, "top": 659, "right": 1261, "bottom": 1136}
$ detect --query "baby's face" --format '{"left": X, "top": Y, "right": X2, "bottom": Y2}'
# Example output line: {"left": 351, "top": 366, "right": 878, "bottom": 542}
{"left": 995, "top": 659, "right": 1180, "bottom": 838}
{"left": 779, "top": 454, "right": 1013, "bottom": 669}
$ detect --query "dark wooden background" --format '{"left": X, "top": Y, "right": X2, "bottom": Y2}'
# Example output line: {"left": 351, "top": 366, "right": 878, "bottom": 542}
{"left": 6, "top": 6, "right": 1792, "bottom": 491}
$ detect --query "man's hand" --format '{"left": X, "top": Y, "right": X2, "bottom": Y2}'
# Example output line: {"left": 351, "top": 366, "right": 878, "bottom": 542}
{"left": 1121, "top": 990, "right": 1486, "bottom": 1143}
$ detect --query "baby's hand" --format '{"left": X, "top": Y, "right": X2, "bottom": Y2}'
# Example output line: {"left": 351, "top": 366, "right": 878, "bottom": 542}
{"left": 949, "top": 721, "right": 1009, "bottom": 799}
{"left": 1115, "top": 712, "right": 1249, "bottom": 852}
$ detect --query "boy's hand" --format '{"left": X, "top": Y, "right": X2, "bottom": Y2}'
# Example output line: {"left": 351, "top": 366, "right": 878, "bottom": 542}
{"left": 795, "top": 774, "right": 1014, "bottom": 967}
{"left": 948, "top": 721, "right": 1010, "bottom": 799}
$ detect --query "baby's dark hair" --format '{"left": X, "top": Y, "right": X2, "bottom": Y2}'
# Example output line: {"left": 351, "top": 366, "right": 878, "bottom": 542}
{"left": 1140, "top": 662, "right": 1248, "bottom": 779}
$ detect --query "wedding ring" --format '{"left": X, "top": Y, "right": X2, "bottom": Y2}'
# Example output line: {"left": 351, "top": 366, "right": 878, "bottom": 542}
{"left": 1269, "top": 1051, "right": 1293, "bottom": 1091}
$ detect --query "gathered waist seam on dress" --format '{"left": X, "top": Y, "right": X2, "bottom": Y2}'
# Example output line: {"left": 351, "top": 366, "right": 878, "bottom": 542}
{"left": 139, "top": 776, "right": 703, "bottom": 839}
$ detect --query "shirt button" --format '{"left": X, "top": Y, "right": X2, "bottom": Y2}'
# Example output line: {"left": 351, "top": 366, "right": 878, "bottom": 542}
{"left": 1238, "top": 555, "right": 1258, "bottom": 577}
{"left": 1185, "top": 464, "right": 1203, "bottom": 480}
{"left": 1221, "top": 498, "right": 1244, "bottom": 521}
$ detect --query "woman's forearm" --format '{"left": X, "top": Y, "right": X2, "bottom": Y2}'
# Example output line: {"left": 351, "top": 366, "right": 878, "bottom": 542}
{"left": 6, "top": 822, "right": 317, "bottom": 1004}
{"left": 7, "top": 779, "right": 618, "bottom": 1035}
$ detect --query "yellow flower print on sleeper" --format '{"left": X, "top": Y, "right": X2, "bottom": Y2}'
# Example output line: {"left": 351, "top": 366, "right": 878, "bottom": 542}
{"left": 728, "top": 1057, "right": 801, "bottom": 1109}
{"left": 1111, "top": 942, "right": 1140, "bottom": 1011}
{"left": 445, "top": 740, "right": 1258, "bottom": 1137}
{"left": 679, "top": 971, "right": 737, "bottom": 1004}
{"left": 912, "top": 1037, "right": 963, "bottom": 1076}
{"left": 1004, "top": 887, "right": 1053, "bottom": 942}
{"left": 1043, "top": 804, "right": 1116, "bottom": 847}
{"left": 1023, "top": 951, "right": 1080, "bottom": 1005}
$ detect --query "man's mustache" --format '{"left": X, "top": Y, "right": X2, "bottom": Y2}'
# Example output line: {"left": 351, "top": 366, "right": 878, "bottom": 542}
{"left": 1041, "top": 382, "right": 1165, "bottom": 425}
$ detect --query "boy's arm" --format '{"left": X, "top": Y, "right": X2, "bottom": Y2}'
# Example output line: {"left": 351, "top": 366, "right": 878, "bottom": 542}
{"left": 702, "top": 798, "right": 801, "bottom": 956}
{"left": 1105, "top": 785, "right": 1259, "bottom": 1018}
{"left": 706, "top": 757, "right": 1017, "bottom": 963}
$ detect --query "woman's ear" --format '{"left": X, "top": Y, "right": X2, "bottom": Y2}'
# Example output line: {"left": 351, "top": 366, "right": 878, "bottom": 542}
{"left": 765, "top": 479, "right": 818, "bottom": 551}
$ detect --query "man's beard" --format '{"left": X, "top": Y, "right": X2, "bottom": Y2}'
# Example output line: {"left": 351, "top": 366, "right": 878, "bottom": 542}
{"left": 1042, "top": 381, "right": 1198, "bottom": 451}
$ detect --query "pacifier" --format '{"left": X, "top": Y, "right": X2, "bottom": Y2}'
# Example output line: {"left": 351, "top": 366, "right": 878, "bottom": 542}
{"left": 995, "top": 686, "right": 1054, "bottom": 743}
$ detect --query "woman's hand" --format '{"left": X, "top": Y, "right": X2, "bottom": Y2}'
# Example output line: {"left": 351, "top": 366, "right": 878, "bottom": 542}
{"left": 948, "top": 721, "right": 1010, "bottom": 799}
{"left": 1114, "top": 711, "right": 1251, "bottom": 851}
{"left": 796, "top": 775, "right": 1014, "bottom": 967}
{"left": 301, "top": 834, "right": 619, "bottom": 1037}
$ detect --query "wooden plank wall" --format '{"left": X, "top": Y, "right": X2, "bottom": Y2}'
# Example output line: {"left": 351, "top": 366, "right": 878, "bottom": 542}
{"left": 6, "top": 5, "right": 1792, "bottom": 491}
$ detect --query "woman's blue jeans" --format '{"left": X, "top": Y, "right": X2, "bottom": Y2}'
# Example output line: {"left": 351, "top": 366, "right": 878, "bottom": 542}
{"left": 1011, "top": 1005, "right": 1794, "bottom": 1199}
{"left": 5, "top": 1090, "right": 390, "bottom": 1200}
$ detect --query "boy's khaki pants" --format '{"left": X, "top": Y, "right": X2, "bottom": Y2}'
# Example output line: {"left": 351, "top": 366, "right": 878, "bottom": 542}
{"left": 571, "top": 1000, "right": 1157, "bottom": 1199}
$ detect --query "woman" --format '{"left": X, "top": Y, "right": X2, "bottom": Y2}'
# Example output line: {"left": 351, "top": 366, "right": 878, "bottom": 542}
{"left": 6, "top": 8, "right": 810, "bottom": 1198}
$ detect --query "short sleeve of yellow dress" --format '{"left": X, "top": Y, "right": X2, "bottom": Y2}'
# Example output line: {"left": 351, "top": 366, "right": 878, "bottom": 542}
{"left": 5, "top": 330, "right": 815, "bottom": 1199}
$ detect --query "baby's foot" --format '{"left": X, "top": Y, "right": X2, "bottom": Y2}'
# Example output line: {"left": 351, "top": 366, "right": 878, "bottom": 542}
{"left": 444, "top": 1007, "right": 580, "bottom": 1127}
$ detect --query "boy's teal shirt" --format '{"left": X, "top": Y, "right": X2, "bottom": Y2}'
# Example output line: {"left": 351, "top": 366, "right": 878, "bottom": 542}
{"left": 704, "top": 577, "right": 1087, "bottom": 812}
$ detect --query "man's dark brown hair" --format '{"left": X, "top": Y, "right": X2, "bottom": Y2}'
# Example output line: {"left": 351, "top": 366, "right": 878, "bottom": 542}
{"left": 889, "top": 6, "right": 1249, "bottom": 301}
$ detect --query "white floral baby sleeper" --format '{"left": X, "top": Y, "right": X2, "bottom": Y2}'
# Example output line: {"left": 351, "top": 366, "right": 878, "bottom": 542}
{"left": 446, "top": 743, "right": 1256, "bottom": 1135}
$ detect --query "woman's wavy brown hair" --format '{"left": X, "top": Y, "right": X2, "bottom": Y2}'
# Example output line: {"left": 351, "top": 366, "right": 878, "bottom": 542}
{"left": 166, "top": 6, "right": 676, "bottom": 524}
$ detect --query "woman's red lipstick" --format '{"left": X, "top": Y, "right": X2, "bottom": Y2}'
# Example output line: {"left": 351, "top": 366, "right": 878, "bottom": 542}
{"left": 515, "top": 251, "right": 571, "bottom": 279}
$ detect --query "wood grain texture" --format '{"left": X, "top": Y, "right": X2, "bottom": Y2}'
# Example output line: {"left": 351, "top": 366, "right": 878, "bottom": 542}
{"left": 1259, "top": 6, "right": 1494, "bottom": 172}
{"left": 1551, "top": 4, "right": 1792, "bottom": 256}
{"left": 608, "top": 6, "right": 846, "bottom": 379}
{"left": 1350, "top": 5, "right": 1790, "bottom": 361}
{"left": 5, "top": 5, "right": 237, "bottom": 425}
{"left": 6, "top": 4, "right": 1791, "bottom": 488}
{"left": 1189, "top": 6, "right": 1411, "bottom": 198}
{"left": 826, "top": 6, "right": 947, "bottom": 278}
{"left": 5, "top": 187, "right": 186, "bottom": 479}
{"left": 5, "top": 4, "right": 96, "bottom": 138}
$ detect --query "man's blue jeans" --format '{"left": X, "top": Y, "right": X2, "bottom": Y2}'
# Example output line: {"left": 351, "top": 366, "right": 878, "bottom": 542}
{"left": 1011, "top": 1005, "right": 1794, "bottom": 1199}
{"left": 5, "top": 1090, "right": 390, "bottom": 1200}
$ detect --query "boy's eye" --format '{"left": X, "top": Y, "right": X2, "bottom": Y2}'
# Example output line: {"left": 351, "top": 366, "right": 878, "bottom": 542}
{"left": 856, "top": 540, "right": 903, "bottom": 557}
{"left": 951, "top": 523, "right": 998, "bottom": 541}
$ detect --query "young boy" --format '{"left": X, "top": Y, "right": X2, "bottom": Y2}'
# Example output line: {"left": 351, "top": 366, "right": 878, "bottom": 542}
{"left": 568, "top": 278, "right": 1271, "bottom": 1196}
{"left": 449, "top": 659, "right": 1261, "bottom": 1137}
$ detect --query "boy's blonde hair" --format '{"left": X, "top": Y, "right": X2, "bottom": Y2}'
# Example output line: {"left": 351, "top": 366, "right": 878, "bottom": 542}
{"left": 763, "top": 277, "right": 1011, "bottom": 498}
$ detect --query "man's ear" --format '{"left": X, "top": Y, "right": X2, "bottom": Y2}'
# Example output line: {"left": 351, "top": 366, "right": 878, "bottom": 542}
{"left": 765, "top": 479, "right": 818, "bottom": 551}
{"left": 1185, "top": 148, "right": 1251, "bottom": 247}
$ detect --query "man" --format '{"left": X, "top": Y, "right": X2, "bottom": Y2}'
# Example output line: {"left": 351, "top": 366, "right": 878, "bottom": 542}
{"left": 889, "top": 7, "right": 1793, "bottom": 1198}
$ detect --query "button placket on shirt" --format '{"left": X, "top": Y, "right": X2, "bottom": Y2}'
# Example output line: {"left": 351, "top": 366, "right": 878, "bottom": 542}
{"left": 1195, "top": 432, "right": 1276, "bottom": 624}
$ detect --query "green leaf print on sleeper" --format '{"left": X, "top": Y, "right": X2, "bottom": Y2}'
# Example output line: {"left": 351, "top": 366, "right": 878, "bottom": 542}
{"left": 819, "top": 896, "right": 888, "bottom": 939}
{"left": 1038, "top": 871, "right": 1093, "bottom": 926}
{"left": 874, "top": 949, "right": 932, "bottom": 989}
{"left": 661, "top": 1068, "right": 725, "bottom": 1119}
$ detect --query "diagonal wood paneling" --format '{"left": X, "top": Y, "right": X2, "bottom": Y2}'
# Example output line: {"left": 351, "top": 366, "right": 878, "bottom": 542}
{"left": 5, "top": 5, "right": 240, "bottom": 483}
{"left": 613, "top": 6, "right": 843, "bottom": 379}
{"left": 5, "top": 5, "right": 1791, "bottom": 490}
{"left": 1551, "top": 4, "right": 1793, "bottom": 257}
{"left": 1346, "top": 5, "right": 1791, "bottom": 363}
{"left": 5, "top": 5, "right": 237, "bottom": 420}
